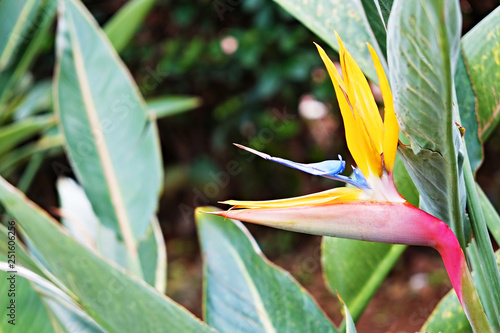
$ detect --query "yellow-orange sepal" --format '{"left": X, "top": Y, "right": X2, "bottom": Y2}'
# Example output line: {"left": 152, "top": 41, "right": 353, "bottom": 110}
{"left": 315, "top": 34, "right": 399, "bottom": 177}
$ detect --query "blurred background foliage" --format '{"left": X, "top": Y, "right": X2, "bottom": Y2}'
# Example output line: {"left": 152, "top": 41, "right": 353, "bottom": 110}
{"left": 2, "top": 0, "right": 500, "bottom": 329}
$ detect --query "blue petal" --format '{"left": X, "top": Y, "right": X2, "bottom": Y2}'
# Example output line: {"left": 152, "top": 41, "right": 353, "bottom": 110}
{"left": 234, "top": 144, "right": 369, "bottom": 189}
{"left": 270, "top": 156, "right": 345, "bottom": 177}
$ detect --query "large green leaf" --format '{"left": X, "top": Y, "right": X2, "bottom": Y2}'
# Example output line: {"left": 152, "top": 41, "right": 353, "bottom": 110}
{"left": 272, "top": 0, "right": 383, "bottom": 82}
{"left": 196, "top": 207, "right": 337, "bottom": 333}
{"left": 322, "top": 238, "right": 405, "bottom": 322}
{"left": 103, "top": 0, "right": 157, "bottom": 53}
{"left": 54, "top": 0, "right": 163, "bottom": 276}
{"left": 387, "top": 0, "right": 466, "bottom": 245}
{"left": 56, "top": 177, "right": 166, "bottom": 292}
{"left": 0, "top": 177, "right": 214, "bottom": 333}
{"left": 462, "top": 7, "right": 500, "bottom": 141}
{"left": 455, "top": 53, "right": 482, "bottom": 172}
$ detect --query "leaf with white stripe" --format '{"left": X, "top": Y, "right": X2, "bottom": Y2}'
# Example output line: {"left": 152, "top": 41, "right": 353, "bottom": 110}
{"left": 0, "top": 177, "right": 214, "bottom": 333}
{"left": 196, "top": 207, "right": 337, "bottom": 333}
{"left": 54, "top": 0, "right": 163, "bottom": 277}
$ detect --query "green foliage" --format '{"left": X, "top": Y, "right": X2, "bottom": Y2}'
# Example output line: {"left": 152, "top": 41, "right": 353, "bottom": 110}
{"left": 0, "top": 177, "right": 213, "bottom": 333}
{"left": 388, "top": 0, "right": 465, "bottom": 243}
{"left": 55, "top": 0, "right": 163, "bottom": 278}
{"left": 103, "top": 0, "right": 158, "bottom": 54}
{"left": 0, "top": 0, "right": 499, "bottom": 331}
{"left": 197, "top": 207, "right": 337, "bottom": 333}
{"left": 272, "top": 0, "right": 382, "bottom": 82}
{"left": 322, "top": 238, "right": 405, "bottom": 322}
{"left": 462, "top": 7, "right": 500, "bottom": 141}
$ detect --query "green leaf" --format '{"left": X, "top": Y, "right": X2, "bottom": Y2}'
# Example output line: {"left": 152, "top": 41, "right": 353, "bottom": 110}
{"left": 57, "top": 177, "right": 166, "bottom": 292}
{"left": 0, "top": 132, "right": 63, "bottom": 177}
{"left": 0, "top": 115, "right": 55, "bottom": 156}
{"left": 137, "top": 217, "right": 166, "bottom": 293}
{"left": 421, "top": 287, "right": 472, "bottom": 332}
{"left": 13, "top": 79, "right": 52, "bottom": 120}
{"left": 375, "top": 0, "right": 393, "bottom": 27}
{"left": 392, "top": 154, "right": 419, "bottom": 206}
{"left": 147, "top": 96, "right": 201, "bottom": 119}
{"left": 0, "top": 0, "right": 56, "bottom": 108}
{"left": 196, "top": 207, "right": 337, "bottom": 333}
{"left": 0, "top": 224, "right": 45, "bottom": 277}
{"left": 322, "top": 238, "right": 405, "bottom": 322}
{"left": 387, "top": 0, "right": 466, "bottom": 246}
{"left": 477, "top": 185, "right": 500, "bottom": 245}
{"left": 272, "top": 0, "right": 383, "bottom": 82}
{"left": 360, "top": 0, "right": 387, "bottom": 57}
{"left": 0, "top": 0, "right": 42, "bottom": 70}
{"left": 0, "top": 177, "right": 214, "bottom": 333}
{"left": 54, "top": 0, "right": 163, "bottom": 276}
{"left": 0, "top": 263, "right": 106, "bottom": 333}
{"left": 462, "top": 7, "right": 500, "bottom": 141}
{"left": 103, "top": 0, "right": 157, "bottom": 53}
{"left": 0, "top": 265, "right": 55, "bottom": 333}
{"left": 455, "top": 53, "right": 482, "bottom": 172}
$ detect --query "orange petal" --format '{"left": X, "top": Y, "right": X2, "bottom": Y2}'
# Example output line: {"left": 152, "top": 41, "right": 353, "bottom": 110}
{"left": 315, "top": 43, "right": 373, "bottom": 177}
{"left": 220, "top": 187, "right": 363, "bottom": 209}
{"left": 367, "top": 44, "right": 399, "bottom": 173}
{"left": 336, "top": 34, "right": 383, "bottom": 176}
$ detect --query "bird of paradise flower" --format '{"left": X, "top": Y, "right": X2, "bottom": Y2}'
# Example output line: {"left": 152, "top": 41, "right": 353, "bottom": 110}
{"left": 206, "top": 35, "right": 491, "bottom": 331}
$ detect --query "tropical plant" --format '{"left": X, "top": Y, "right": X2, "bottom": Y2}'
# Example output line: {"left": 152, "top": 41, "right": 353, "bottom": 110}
{"left": 0, "top": 0, "right": 499, "bottom": 332}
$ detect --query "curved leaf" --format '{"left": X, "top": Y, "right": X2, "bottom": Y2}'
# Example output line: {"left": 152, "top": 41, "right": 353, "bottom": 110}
{"left": 147, "top": 96, "right": 201, "bottom": 119}
{"left": 0, "top": 0, "right": 56, "bottom": 108}
{"left": 0, "top": 264, "right": 55, "bottom": 333}
{"left": 0, "top": 115, "right": 54, "bottom": 156}
{"left": 104, "top": 0, "right": 157, "bottom": 53}
{"left": 196, "top": 207, "right": 337, "bottom": 333}
{"left": 455, "top": 53, "right": 482, "bottom": 172}
{"left": 0, "top": 177, "right": 214, "bottom": 333}
{"left": 360, "top": 0, "right": 387, "bottom": 57}
{"left": 54, "top": 0, "right": 163, "bottom": 276}
{"left": 462, "top": 7, "right": 500, "bottom": 141}
{"left": 272, "top": 0, "right": 383, "bottom": 82}
{"left": 0, "top": 0, "right": 42, "bottom": 70}
{"left": 0, "top": 263, "right": 106, "bottom": 333}
{"left": 57, "top": 177, "right": 166, "bottom": 292}
{"left": 387, "top": 0, "right": 466, "bottom": 245}
{"left": 322, "top": 238, "right": 405, "bottom": 322}
{"left": 477, "top": 185, "right": 500, "bottom": 245}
